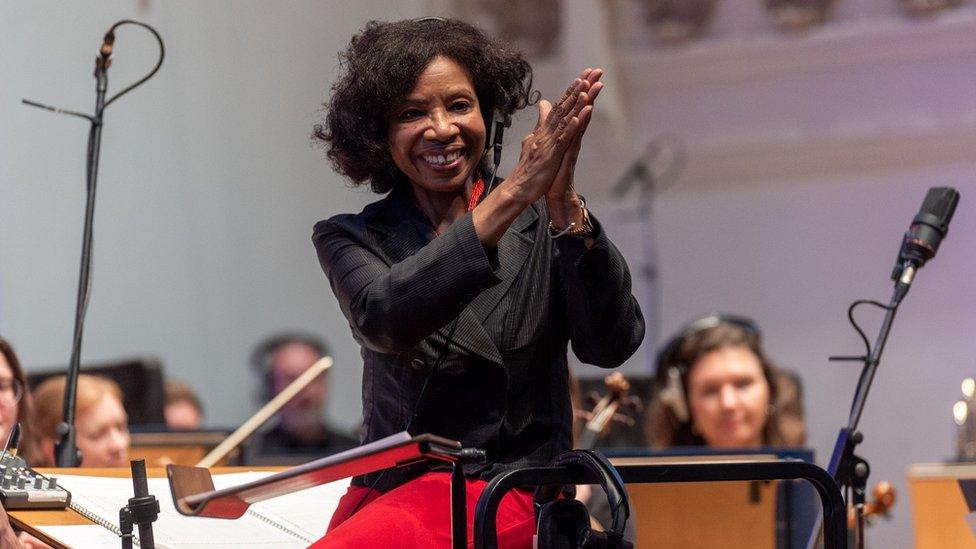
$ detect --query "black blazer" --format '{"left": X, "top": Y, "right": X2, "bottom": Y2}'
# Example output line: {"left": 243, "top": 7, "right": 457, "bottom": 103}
{"left": 313, "top": 184, "right": 644, "bottom": 492}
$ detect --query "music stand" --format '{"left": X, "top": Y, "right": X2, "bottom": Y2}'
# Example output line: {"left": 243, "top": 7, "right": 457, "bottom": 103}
{"left": 602, "top": 446, "right": 819, "bottom": 548}
{"left": 167, "top": 432, "right": 475, "bottom": 549}
{"left": 473, "top": 458, "right": 846, "bottom": 549}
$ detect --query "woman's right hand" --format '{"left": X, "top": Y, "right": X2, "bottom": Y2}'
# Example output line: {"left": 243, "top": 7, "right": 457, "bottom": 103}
{"left": 505, "top": 75, "right": 594, "bottom": 204}
{"left": 472, "top": 72, "right": 594, "bottom": 246}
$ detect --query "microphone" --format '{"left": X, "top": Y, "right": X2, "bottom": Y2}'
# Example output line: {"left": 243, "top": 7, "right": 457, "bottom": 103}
{"left": 97, "top": 29, "right": 115, "bottom": 71}
{"left": 891, "top": 186, "right": 960, "bottom": 302}
{"left": 490, "top": 114, "right": 511, "bottom": 168}
{"left": 484, "top": 112, "right": 511, "bottom": 195}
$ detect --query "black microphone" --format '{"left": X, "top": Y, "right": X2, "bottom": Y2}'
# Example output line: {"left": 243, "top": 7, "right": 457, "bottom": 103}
{"left": 491, "top": 113, "right": 511, "bottom": 168}
{"left": 891, "top": 186, "right": 960, "bottom": 302}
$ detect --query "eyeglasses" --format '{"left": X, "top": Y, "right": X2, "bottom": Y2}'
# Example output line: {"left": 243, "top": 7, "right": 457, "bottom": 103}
{"left": 0, "top": 379, "right": 23, "bottom": 404}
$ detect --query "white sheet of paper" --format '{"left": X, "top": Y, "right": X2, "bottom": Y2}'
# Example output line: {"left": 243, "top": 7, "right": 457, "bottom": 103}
{"left": 210, "top": 471, "right": 347, "bottom": 542}
{"left": 50, "top": 471, "right": 345, "bottom": 548}
{"left": 34, "top": 524, "right": 122, "bottom": 549}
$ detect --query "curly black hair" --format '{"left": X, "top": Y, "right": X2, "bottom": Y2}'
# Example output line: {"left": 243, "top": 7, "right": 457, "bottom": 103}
{"left": 313, "top": 18, "right": 535, "bottom": 194}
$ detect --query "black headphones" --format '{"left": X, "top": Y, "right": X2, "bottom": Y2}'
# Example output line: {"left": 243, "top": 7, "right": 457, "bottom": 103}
{"left": 653, "top": 314, "right": 762, "bottom": 423}
{"left": 534, "top": 450, "right": 633, "bottom": 549}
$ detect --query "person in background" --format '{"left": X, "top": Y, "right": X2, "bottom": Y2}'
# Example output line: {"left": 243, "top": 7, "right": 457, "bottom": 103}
{"left": 0, "top": 339, "right": 41, "bottom": 462}
{"left": 0, "top": 340, "right": 51, "bottom": 549}
{"left": 646, "top": 314, "right": 806, "bottom": 449}
{"left": 164, "top": 378, "right": 204, "bottom": 430}
{"left": 581, "top": 316, "right": 805, "bottom": 543}
{"left": 251, "top": 332, "right": 357, "bottom": 460}
{"left": 646, "top": 314, "right": 816, "bottom": 547}
{"left": 32, "top": 374, "right": 130, "bottom": 467}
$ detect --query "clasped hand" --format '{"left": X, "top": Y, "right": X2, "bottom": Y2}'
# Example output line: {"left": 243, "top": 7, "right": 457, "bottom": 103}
{"left": 507, "top": 68, "right": 604, "bottom": 207}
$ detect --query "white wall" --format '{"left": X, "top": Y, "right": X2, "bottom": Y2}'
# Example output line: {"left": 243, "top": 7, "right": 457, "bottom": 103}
{"left": 0, "top": 0, "right": 423, "bottom": 431}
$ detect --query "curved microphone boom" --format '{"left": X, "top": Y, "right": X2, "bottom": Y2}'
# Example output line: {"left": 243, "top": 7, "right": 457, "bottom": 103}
{"left": 21, "top": 20, "right": 165, "bottom": 467}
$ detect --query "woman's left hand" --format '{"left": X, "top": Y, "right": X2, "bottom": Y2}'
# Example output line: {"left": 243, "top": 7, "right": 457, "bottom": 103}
{"left": 546, "top": 68, "right": 604, "bottom": 227}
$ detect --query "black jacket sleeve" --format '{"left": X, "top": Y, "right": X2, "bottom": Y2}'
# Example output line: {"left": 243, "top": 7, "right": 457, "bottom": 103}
{"left": 553, "top": 212, "right": 645, "bottom": 368}
{"left": 313, "top": 212, "right": 502, "bottom": 354}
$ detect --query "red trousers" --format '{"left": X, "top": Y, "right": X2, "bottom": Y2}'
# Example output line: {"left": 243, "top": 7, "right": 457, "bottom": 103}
{"left": 310, "top": 472, "right": 536, "bottom": 549}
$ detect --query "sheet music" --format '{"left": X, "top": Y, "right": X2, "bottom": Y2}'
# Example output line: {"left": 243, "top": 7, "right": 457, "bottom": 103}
{"left": 51, "top": 472, "right": 342, "bottom": 548}
{"left": 211, "top": 472, "right": 347, "bottom": 542}
{"left": 253, "top": 483, "right": 346, "bottom": 542}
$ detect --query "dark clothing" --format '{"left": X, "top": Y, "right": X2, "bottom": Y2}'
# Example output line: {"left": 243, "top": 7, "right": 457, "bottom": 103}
{"left": 312, "top": 184, "right": 644, "bottom": 493}
{"left": 257, "top": 423, "right": 359, "bottom": 462}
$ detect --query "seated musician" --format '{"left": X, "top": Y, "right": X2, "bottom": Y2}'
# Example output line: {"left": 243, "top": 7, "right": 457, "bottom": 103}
{"left": 164, "top": 378, "right": 204, "bottom": 431}
{"left": 250, "top": 332, "right": 358, "bottom": 461}
{"left": 582, "top": 315, "right": 807, "bottom": 542}
{"left": 3, "top": 367, "right": 128, "bottom": 548}
{"left": 646, "top": 314, "right": 806, "bottom": 449}
{"left": 0, "top": 338, "right": 42, "bottom": 462}
{"left": 309, "top": 17, "right": 644, "bottom": 548}
{"left": 32, "top": 374, "right": 130, "bottom": 468}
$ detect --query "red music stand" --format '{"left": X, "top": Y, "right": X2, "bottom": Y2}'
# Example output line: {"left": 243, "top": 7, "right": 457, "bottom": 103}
{"left": 167, "top": 432, "right": 472, "bottom": 548}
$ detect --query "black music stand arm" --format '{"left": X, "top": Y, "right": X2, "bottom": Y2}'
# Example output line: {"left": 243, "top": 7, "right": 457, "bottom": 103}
{"left": 473, "top": 460, "right": 846, "bottom": 549}
{"left": 451, "top": 462, "right": 466, "bottom": 549}
{"left": 124, "top": 459, "right": 159, "bottom": 549}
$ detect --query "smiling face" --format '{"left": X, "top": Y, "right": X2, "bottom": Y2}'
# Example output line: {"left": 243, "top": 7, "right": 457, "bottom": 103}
{"left": 687, "top": 346, "right": 771, "bottom": 448}
{"left": 388, "top": 55, "right": 486, "bottom": 200}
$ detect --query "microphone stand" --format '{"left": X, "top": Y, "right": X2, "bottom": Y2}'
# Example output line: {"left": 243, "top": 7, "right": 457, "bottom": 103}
{"left": 610, "top": 136, "right": 686, "bottom": 363}
{"left": 120, "top": 459, "right": 159, "bottom": 549}
{"left": 826, "top": 271, "right": 914, "bottom": 549}
{"left": 55, "top": 51, "right": 108, "bottom": 468}
{"left": 22, "top": 21, "right": 165, "bottom": 467}
{"left": 823, "top": 187, "right": 959, "bottom": 549}
{"left": 612, "top": 160, "right": 659, "bottom": 357}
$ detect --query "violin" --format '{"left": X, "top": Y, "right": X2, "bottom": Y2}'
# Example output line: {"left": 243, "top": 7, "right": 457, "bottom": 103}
{"left": 575, "top": 372, "right": 643, "bottom": 449}
{"left": 848, "top": 480, "right": 896, "bottom": 529}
